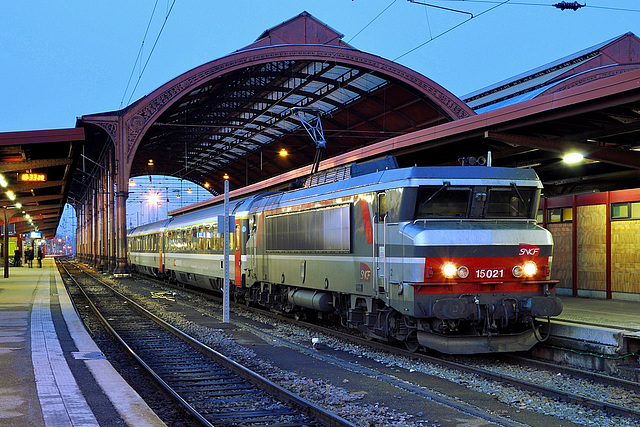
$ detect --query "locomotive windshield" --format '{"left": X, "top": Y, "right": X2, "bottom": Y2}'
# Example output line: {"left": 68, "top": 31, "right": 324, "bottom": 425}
{"left": 416, "top": 185, "right": 537, "bottom": 219}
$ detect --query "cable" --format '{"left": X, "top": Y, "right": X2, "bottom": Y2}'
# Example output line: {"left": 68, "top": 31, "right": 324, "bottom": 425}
{"left": 123, "top": 0, "right": 178, "bottom": 107}
{"left": 120, "top": 0, "right": 161, "bottom": 108}
{"left": 424, "top": 0, "right": 640, "bottom": 12}
{"left": 395, "top": 0, "right": 511, "bottom": 62}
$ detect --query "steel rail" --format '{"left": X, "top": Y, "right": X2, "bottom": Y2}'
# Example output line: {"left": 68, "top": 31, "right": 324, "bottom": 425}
{"left": 130, "top": 269, "right": 640, "bottom": 422}
{"left": 60, "top": 261, "right": 355, "bottom": 427}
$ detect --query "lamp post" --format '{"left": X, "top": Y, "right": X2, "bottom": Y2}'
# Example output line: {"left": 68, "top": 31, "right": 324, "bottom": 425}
{"left": 223, "top": 173, "right": 230, "bottom": 323}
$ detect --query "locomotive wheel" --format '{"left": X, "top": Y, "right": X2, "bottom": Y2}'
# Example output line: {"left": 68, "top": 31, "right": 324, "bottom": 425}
{"left": 404, "top": 332, "right": 420, "bottom": 353}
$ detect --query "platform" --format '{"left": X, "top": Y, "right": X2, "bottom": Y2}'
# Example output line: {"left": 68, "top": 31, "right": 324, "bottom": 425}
{"left": 0, "top": 258, "right": 165, "bottom": 426}
{"left": 535, "top": 295, "right": 640, "bottom": 377}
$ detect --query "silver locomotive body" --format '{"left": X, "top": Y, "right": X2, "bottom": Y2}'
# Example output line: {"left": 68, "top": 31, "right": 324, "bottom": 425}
{"left": 128, "top": 160, "right": 562, "bottom": 354}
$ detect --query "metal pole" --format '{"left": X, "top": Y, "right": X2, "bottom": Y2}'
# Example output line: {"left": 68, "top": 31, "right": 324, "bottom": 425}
{"left": 223, "top": 178, "right": 230, "bottom": 323}
{"left": 3, "top": 209, "right": 9, "bottom": 278}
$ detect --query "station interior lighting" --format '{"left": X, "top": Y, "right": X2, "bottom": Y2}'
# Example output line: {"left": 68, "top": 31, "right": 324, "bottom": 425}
{"left": 0, "top": 174, "right": 7, "bottom": 187}
{"left": 563, "top": 152, "right": 584, "bottom": 164}
{"left": 279, "top": 148, "right": 288, "bottom": 157}
{"left": 148, "top": 159, "right": 154, "bottom": 166}
{"left": 223, "top": 173, "right": 230, "bottom": 180}
{"left": 147, "top": 192, "right": 160, "bottom": 205}
{"left": 6, "top": 190, "right": 15, "bottom": 201}
{"left": 204, "top": 182, "right": 210, "bottom": 188}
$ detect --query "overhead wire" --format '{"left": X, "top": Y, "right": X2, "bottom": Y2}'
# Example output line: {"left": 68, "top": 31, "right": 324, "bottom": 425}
{"left": 121, "top": 0, "right": 178, "bottom": 108}
{"left": 120, "top": 0, "right": 160, "bottom": 108}
{"left": 421, "top": 0, "right": 640, "bottom": 13}
{"left": 395, "top": 0, "right": 511, "bottom": 62}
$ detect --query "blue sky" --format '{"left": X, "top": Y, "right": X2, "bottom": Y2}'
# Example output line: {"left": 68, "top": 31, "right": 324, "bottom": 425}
{"left": 2, "top": 1, "right": 640, "bottom": 133}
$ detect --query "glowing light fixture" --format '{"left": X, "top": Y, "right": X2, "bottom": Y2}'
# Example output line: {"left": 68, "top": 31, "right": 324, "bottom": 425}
{"left": 279, "top": 148, "right": 288, "bottom": 157}
{"left": 147, "top": 192, "right": 160, "bottom": 205}
{"left": 442, "top": 262, "right": 457, "bottom": 279}
{"left": 15, "top": 202, "right": 22, "bottom": 209}
{"left": 204, "top": 182, "right": 210, "bottom": 189}
{"left": 6, "top": 190, "right": 16, "bottom": 201}
{"left": 129, "top": 179, "right": 136, "bottom": 186}
{"left": 223, "top": 173, "right": 230, "bottom": 180}
{"left": 187, "top": 188, "right": 192, "bottom": 194}
{"left": 0, "top": 174, "right": 7, "bottom": 187}
{"left": 563, "top": 152, "right": 583, "bottom": 164}
{"left": 523, "top": 261, "right": 538, "bottom": 277}
{"left": 148, "top": 159, "right": 154, "bottom": 166}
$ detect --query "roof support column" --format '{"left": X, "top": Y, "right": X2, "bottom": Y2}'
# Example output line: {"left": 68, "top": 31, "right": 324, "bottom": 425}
{"left": 109, "top": 148, "right": 116, "bottom": 272}
{"left": 114, "top": 118, "right": 129, "bottom": 276}
{"left": 91, "top": 184, "right": 97, "bottom": 267}
{"left": 98, "top": 164, "right": 106, "bottom": 271}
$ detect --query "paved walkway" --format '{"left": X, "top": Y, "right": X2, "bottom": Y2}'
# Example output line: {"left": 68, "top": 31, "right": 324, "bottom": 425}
{"left": 0, "top": 258, "right": 165, "bottom": 426}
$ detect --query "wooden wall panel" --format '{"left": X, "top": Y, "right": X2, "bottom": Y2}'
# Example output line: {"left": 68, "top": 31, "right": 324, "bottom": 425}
{"left": 576, "top": 205, "right": 606, "bottom": 291}
{"left": 548, "top": 223, "right": 573, "bottom": 289}
{"left": 611, "top": 220, "right": 640, "bottom": 293}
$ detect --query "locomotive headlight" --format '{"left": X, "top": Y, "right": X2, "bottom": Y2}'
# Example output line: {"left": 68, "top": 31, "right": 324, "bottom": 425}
{"left": 523, "top": 261, "right": 537, "bottom": 277}
{"left": 442, "top": 262, "right": 457, "bottom": 278}
{"left": 457, "top": 265, "right": 470, "bottom": 279}
{"left": 512, "top": 265, "right": 524, "bottom": 278}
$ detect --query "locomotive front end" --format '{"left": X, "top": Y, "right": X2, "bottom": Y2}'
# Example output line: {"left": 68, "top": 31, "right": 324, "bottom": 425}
{"left": 404, "top": 168, "right": 562, "bottom": 353}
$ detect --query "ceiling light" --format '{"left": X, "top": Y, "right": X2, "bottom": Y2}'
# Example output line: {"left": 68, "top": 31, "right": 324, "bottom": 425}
{"left": 563, "top": 152, "right": 583, "bottom": 164}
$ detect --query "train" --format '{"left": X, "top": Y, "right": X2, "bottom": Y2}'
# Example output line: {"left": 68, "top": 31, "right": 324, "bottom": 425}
{"left": 127, "top": 156, "right": 562, "bottom": 354}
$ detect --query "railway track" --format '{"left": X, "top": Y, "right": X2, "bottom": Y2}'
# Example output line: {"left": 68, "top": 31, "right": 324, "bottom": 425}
{"left": 137, "top": 273, "right": 640, "bottom": 424}
{"left": 58, "top": 261, "right": 354, "bottom": 427}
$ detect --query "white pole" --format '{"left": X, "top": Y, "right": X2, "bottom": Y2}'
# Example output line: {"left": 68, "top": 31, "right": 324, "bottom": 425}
{"left": 223, "top": 178, "right": 230, "bottom": 323}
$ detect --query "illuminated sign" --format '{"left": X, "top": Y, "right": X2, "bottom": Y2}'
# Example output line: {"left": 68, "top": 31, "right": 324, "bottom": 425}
{"left": 30, "top": 231, "right": 42, "bottom": 239}
{"left": 20, "top": 173, "right": 47, "bottom": 182}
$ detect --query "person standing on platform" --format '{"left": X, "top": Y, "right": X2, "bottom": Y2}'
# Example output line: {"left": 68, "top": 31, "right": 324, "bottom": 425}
{"left": 14, "top": 248, "right": 21, "bottom": 267}
{"left": 27, "top": 248, "right": 33, "bottom": 268}
{"left": 37, "top": 247, "right": 43, "bottom": 268}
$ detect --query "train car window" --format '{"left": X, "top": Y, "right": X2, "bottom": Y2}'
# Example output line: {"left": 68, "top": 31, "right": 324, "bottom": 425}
{"left": 485, "top": 187, "right": 535, "bottom": 218}
{"left": 198, "top": 226, "right": 204, "bottom": 251}
{"left": 377, "top": 193, "right": 386, "bottom": 220}
{"left": 266, "top": 205, "right": 350, "bottom": 252}
{"left": 204, "top": 226, "right": 211, "bottom": 250}
{"left": 235, "top": 225, "right": 240, "bottom": 250}
{"left": 416, "top": 186, "right": 470, "bottom": 218}
{"left": 212, "top": 224, "right": 219, "bottom": 250}
{"left": 191, "top": 227, "right": 198, "bottom": 251}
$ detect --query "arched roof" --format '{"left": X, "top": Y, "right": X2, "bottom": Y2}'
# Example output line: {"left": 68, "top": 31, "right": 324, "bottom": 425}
{"left": 80, "top": 12, "right": 473, "bottom": 196}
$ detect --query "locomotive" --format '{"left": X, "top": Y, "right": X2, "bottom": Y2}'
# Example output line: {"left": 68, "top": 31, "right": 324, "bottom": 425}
{"left": 128, "top": 157, "right": 562, "bottom": 354}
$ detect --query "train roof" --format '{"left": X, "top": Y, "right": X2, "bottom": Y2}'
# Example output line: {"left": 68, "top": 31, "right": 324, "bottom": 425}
{"left": 250, "top": 165, "right": 542, "bottom": 212}
{"left": 127, "top": 165, "right": 542, "bottom": 235}
{"left": 127, "top": 218, "right": 171, "bottom": 236}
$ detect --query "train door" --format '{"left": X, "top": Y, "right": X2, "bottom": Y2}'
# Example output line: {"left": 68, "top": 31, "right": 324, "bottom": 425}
{"left": 248, "top": 215, "right": 257, "bottom": 277}
{"left": 374, "top": 191, "right": 388, "bottom": 295}
{"left": 158, "top": 231, "right": 164, "bottom": 274}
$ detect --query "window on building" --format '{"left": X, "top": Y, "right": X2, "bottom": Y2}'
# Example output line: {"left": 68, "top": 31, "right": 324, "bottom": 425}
{"left": 548, "top": 207, "right": 573, "bottom": 223}
{"left": 612, "top": 202, "right": 640, "bottom": 220}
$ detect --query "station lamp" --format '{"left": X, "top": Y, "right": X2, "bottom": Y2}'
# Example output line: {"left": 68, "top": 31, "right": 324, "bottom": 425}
{"left": 563, "top": 152, "right": 584, "bottom": 164}
{"left": 279, "top": 148, "right": 288, "bottom": 157}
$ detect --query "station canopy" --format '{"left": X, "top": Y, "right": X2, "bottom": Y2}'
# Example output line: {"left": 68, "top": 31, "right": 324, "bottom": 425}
{"left": 78, "top": 12, "right": 473, "bottom": 198}
{"left": 76, "top": 14, "right": 640, "bottom": 207}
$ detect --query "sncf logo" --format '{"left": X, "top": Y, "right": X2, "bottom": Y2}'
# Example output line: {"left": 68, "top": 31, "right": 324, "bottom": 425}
{"left": 519, "top": 244, "right": 541, "bottom": 256}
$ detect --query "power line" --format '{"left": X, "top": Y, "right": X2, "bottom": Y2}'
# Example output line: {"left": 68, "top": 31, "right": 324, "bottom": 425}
{"left": 120, "top": 0, "right": 178, "bottom": 108}
{"left": 120, "top": 0, "right": 160, "bottom": 108}
{"left": 418, "top": 0, "right": 640, "bottom": 12}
